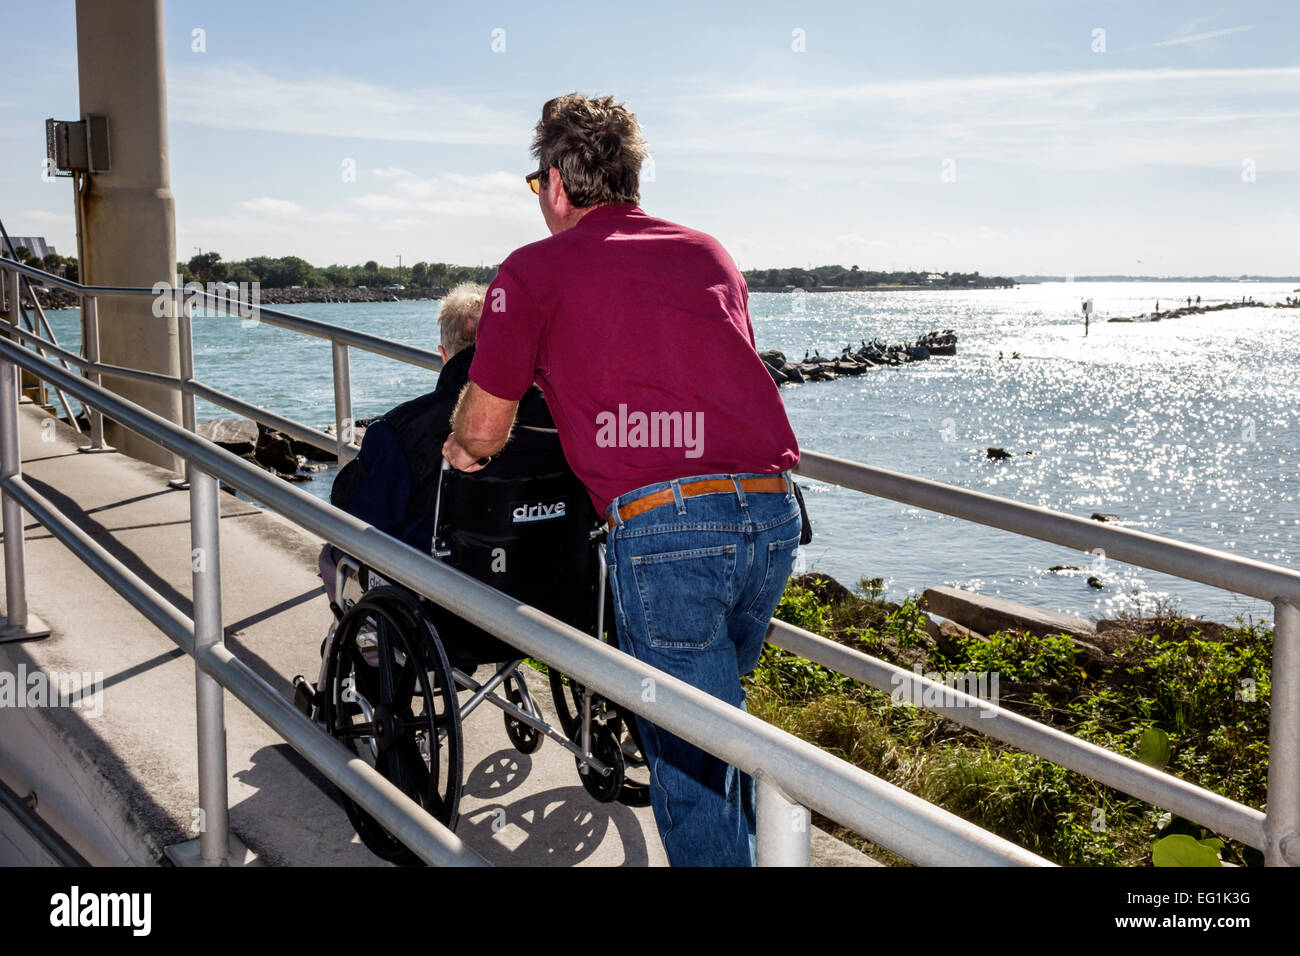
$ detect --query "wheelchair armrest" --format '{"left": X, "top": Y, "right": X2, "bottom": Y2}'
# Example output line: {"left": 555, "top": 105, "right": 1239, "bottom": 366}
{"left": 335, "top": 554, "right": 363, "bottom": 609}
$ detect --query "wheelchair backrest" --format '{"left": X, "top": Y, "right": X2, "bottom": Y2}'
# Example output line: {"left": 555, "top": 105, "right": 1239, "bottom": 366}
{"left": 434, "top": 463, "right": 602, "bottom": 638}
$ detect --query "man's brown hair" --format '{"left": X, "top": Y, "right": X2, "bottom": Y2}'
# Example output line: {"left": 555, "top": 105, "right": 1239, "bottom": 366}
{"left": 531, "top": 93, "right": 647, "bottom": 208}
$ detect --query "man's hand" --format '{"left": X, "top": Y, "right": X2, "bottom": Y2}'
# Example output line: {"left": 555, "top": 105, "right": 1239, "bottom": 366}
{"left": 442, "top": 432, "right": 490, "bottom": 473}
{"left": 445, "top": 381, "right": 519, "bottom": 470}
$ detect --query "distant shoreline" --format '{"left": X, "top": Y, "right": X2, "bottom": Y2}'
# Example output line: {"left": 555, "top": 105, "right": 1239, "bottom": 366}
{"left": 31, "top": 285, "right": 443, "bottom": 311}
{"left": 1016, "top": 275, "right": 1300, "bottom": 284}
{"left": 765, "top": 284, "right": 1014, "bottom": 293}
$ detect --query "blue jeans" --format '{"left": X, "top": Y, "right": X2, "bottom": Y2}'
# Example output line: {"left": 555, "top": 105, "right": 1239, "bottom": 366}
{"left": 604, "top": 471, "right": 802, "bottom": 866}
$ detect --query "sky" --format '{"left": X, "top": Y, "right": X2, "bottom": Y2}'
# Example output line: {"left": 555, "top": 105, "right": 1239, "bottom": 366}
{"left": 2, "top": 0, "right": 1298, "bottom": 276}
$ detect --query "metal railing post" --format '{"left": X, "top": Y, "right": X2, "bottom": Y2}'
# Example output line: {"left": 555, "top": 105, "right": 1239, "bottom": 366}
{"left": 166, "top": 285, "right": 196, "bottom": 489}
{"left": 0, "top": 266, "right": 28, "bottom": 635}
{"left": 191, "top": 468, "right": 231, "bottom": 865}
{"left": 331, "top": 340, "right": 353, "bottom": 461}
{"left": 1267, "top": 599, "right": 1300, "bottom": 866}
{"left": 78, "top": 294, "right": 114, "bottom": 452}
{"left": 177, "top": 288, "right": 197, "bottom": 435}
{"left": 755, "top": 773, "right": 811, "bottom": 866}
{"left": 4, "top": 265, "right": 15, "bottom": 335}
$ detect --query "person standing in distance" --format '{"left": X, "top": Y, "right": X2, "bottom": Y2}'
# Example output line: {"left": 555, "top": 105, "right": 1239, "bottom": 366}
{"left": 442, "top": 93, "right": 801, "bottom": 866}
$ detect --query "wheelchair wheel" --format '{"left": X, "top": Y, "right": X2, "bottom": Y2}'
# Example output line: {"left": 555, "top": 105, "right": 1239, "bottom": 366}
{"left": 547, "top": 668, "right": 587, "bottom": 741}
{"left": 550, "top": 667, "right": 651, "bottom": 806}
{"left": 503, "top": 671, "right": 544, "bottom": 754}
{"left": 550, "top": 672, "right": 652, "bottom": 804}
{"left": 616, "top": 715, "right": 651, "bottom": 807}
{"left": 576, "top": 721, "right": 625, "bottom": 803}
{"left": 322, "top": 587, "right": 463, "bottom": 865}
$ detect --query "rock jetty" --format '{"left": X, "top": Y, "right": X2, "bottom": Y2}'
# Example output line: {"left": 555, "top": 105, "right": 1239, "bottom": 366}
{"left": 196, "top": 418, "right": 356, "bottom": 483}
{"left": 1108, "top": 296, "right": 1300, "bottom": 323}
{"left": 761, "top": 330, "right": 957, "bottom": 384}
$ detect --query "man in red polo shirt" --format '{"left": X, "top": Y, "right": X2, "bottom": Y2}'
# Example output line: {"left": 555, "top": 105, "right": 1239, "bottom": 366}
{"left": 443, "top": 93, "right": 801, "bottom": 866}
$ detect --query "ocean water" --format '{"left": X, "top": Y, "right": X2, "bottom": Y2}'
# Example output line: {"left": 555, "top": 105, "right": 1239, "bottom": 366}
{"left": 43, "top": 280, "right": 1300, "bottom": 624}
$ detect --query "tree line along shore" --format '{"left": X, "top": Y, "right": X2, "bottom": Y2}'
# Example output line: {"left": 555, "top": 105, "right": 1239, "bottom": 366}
{"left": 11, "top": 247, "right": 1016, "bottom": 308}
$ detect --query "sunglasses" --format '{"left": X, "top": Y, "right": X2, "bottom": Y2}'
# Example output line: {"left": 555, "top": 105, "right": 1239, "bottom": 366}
{"left": 525, "top": 168, "right": 547, "bottom": 195}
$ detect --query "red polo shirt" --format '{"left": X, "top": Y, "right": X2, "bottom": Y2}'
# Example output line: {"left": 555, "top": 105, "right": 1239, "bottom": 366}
{"left": 468, "top": 204, "right": 799, "bottom": 516}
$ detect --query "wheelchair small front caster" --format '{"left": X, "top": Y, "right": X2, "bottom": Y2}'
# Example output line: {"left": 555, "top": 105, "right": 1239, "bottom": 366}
{"left": 575, "top": 722, "right": 625, "bottom": 803}
{"left": 503, "top": 672, "right": 544, "bottom": 754}
{"left": 292, "top": 675, "right": 318, "bottom": 719}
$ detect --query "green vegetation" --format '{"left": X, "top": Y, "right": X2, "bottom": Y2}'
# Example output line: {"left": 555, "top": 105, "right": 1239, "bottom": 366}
{"left": 741, "top": 264, "right": 1015, "bottom": 290}
{"left": 177, "top": 251, "right": 499, "bottom": 291}
{"left": 744, "top": 575, "right": 1271, "bottom": 866}
{"left": 9, "top": 246, "right": 78, "bottom": 281}
{"left": 12, "top": 247, "right": 1018, "bottom": 295}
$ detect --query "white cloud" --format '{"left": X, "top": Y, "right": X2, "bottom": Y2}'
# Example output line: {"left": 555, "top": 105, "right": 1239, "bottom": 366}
{"left": 168, "top": 63, "right": 529, "bottom": 146}
{"left": 239, "top": 197, "right": 304, "bottom": 216}
{"left": 669, "top": 66, "right": 1300, "bottom": 106}
{"left": 23, "top": 209, "right": 71, "bottom": 224}
{"left": 164, "top": 58, "right": 1300, "bottom": 183}
{"left": 1145, "top": 25, "right": 1256, "bottom": 49}
{"left": 350, "top": 168, "right": 535, "bottom": 222}
{"left": 156, "top": 60, "right": 1300, "bottom": 274}
{"left": 643, "top": 66, "right": 1300, "bottom": 177}
{"left": 350, "top": 194, "right": 409, "bottom": 213}
{"left": 304, "top": 210, "right": 360, "bottom": 225}
{"left": 443, "top": 171, "right": 523, "bottom": 191}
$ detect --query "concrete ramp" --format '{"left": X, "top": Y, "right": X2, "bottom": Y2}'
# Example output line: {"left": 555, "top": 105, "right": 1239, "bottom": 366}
{"left": 0, "top": 405, "right": 869, "bottom": 866}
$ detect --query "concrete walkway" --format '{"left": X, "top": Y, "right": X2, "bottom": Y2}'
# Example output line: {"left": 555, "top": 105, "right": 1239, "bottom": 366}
{"left": 0, "top": 404, "right": 872, "bottom": 866}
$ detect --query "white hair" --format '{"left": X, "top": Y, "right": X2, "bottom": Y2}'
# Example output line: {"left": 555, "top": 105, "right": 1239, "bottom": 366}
{"left": 437, "top": 282, "right": 487, "bottom": 356}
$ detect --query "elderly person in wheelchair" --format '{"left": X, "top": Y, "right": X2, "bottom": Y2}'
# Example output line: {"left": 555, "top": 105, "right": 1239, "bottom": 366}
{"left": 296, "top": 283, "right": 646, "bottom": 864}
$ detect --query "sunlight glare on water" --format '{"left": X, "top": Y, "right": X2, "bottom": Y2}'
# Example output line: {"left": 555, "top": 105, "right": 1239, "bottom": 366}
{"left": 753, "top": 282, "right": 1300, "bottom": 624}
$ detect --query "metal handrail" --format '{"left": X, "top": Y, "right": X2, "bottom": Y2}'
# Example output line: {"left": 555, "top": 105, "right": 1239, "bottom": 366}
{"left": 0, "top": 306, "right": 1051, "bottom": 867}
{"left": 791, "top": 452, "right": 1299, "bottom": 865}
{"left": 0, "top": 470, "right": 481, "bottom": 867}
{"left": 2, "top": 257, "right": 1295, "bottom": 867}
{"left": 0, "top": 257, "right": 444, "bottom": 372}
{"left": 0, "top": 773, "right": 90, "bottom": 867}
{"left": 0, "top": 239, "right": 82, "bottom": 430}
{"left": 796, "top": 450, "right": 1300, "bottom": 606}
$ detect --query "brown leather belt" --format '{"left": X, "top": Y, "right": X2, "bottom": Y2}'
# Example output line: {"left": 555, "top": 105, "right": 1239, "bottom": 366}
{"left": 606, "top": 476, "right": 790, "bottom": 528}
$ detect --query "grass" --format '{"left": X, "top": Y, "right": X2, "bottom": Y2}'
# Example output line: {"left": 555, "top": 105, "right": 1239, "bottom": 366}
{"left": 743, "top": 574, "right": 1272, "bottom": 866}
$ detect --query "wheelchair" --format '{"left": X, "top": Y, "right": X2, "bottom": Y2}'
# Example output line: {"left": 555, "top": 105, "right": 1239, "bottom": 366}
{"left": 295, "top": 458, "right": 648, "bottom": 865}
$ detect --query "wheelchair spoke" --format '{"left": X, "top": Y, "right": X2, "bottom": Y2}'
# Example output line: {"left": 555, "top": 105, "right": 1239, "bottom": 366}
{"left": 394, "top": 656, "right": 418, "bottom": 711}
{"left": 336, "top": 721, "right": 377, "bottom": 740}
{"left": 398, "top": 739, "right": 431, "bottom": 799}
{"left": 395, "top": 715, "right": 433, "bottom": 734}
{"left": 375, "top": 616, "right": 400, "bottom": 704}
{"left": 381, "top": 741, "right": 413, "bottom": 794}
{"left": 348, "top": 642, "right": 380, "bottom": 704}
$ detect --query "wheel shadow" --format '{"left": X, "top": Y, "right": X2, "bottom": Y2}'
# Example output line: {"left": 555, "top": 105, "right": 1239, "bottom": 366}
{"left": 458, "top": 748, "right": 654, "bottom": 866}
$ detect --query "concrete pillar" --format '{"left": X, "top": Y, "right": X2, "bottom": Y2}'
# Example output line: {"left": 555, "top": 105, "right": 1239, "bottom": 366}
{"left": 75, "top": 0, "right": 182, "bottom": 471}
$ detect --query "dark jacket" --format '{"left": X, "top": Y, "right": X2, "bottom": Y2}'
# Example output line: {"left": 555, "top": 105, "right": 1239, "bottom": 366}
{"left": 329, "top": 344, "right": 566, "bottom": 551}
